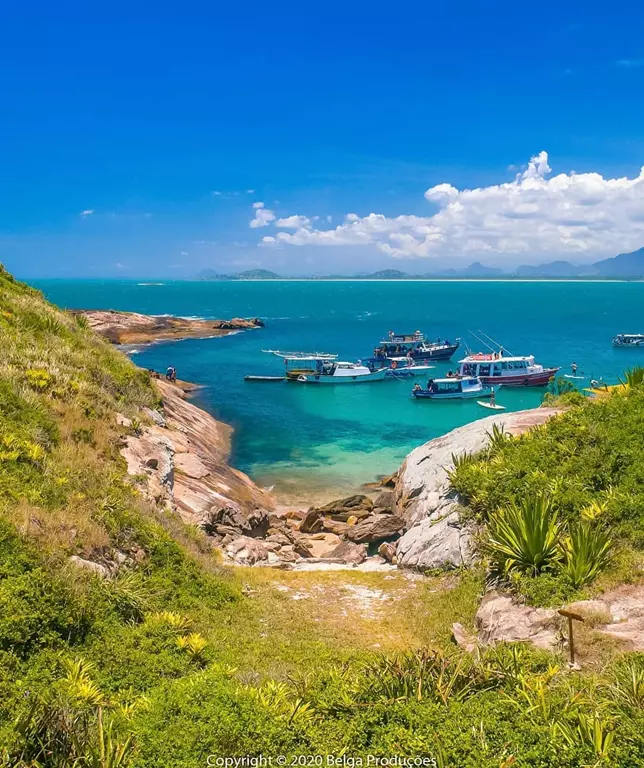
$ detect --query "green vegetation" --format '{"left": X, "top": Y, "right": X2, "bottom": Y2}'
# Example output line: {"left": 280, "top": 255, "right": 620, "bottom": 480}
{"left": 1, "top": 264, "right": 644, "bottom": 766}
{"left": 450, "top": 370, "right": 644, "bottom": 605}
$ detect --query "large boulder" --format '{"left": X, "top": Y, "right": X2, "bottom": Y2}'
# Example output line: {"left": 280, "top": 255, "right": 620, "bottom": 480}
{"left": 346, "top": 514, "right": 405, "bottom": 544}
{"left": 396, "top": 509, "right": 472, "bottom": 570}
{"left": 393, "top": 408, "right": 562, "bottom": 570}
{"left": 316, "top": 495, "right": 374, "bottom": 518}
{"left": 327, "top": 540, "right": 368, "bottom": 564}
{"left": 475, "top": 593, "right": 560, "bottom": 651}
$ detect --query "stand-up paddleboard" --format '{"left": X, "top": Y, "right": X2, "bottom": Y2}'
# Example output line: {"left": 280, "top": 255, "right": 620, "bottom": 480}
{"left": 244, "top": 375, "right": 285, "bottom": 382}
{"left": 477, "top": 401, "right": 506, "bottom": 410}
{"left": 564, "top": 374, "right": 586, "bottom": 380}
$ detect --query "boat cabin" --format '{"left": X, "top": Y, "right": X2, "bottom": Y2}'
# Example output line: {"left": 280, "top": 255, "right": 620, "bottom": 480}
{"left": 459, "top": 354, "right": 536, "bottom": 378}
{"left": 282, "top": 356, "right": 372, "bottom": 380}
{"left": 426, "top": 377, "right": 481, "bottom": 394}
{"left": 373, "top": 331, "right": 455, "bottom": 358}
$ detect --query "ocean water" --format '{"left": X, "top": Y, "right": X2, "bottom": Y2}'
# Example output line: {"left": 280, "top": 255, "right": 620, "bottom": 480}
{"left": 32, "top": 279, "right": 644, "bottom": 505}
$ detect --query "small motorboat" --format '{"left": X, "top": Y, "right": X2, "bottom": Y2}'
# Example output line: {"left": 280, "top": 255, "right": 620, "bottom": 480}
{"left": 381, "top": 357, "right": 436, "bottom": 377}
{"left": 280, "top": 354, "right": 387, "bottom": 384}
{"left": 613, "top": 334, "right": 644, "bottom": 348}
{"left": 412, "top": 376, "right": 497, "bottom": 400}
{"left": 244, "top": 375, "right": 285, "bottom": 382}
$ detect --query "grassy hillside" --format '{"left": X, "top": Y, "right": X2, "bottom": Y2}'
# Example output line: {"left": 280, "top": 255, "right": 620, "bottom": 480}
{"left": 450, "top": 378, "right": 644, "bottom": 606}
{"left": 1, "top": 265, "right": 644, "bottom": 768}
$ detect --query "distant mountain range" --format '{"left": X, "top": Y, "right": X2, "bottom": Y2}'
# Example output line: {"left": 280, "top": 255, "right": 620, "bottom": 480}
{"left": 196, "top": 247, "right": 644, "bottom": 280}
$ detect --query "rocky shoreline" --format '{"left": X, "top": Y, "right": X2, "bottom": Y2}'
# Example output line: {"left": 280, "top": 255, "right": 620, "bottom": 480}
{"left": 74, "top": 308, "right": 264, "bottom": 345}
{"left": 121, "top": 370, "right": 564, "bottom": 572}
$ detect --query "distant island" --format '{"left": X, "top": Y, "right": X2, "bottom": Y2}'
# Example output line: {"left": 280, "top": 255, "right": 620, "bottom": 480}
{"left": 197, "top": 247, "right": 644, "bottom": 280}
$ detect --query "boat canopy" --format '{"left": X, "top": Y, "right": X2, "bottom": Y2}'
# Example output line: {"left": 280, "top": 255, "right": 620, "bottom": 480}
{"left": 263, "top": 350, "right": 338, "bottom": 360}
{"left": 459, "top": 353, "right": 535, "bottom": 365}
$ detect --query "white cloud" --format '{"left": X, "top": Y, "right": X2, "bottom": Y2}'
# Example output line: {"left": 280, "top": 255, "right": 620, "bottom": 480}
{"left": 249, "top": 202, "right": 276, "bottom": 228}
{"left": 617, "top": 58, "right": 644, "bottom": 68}
{"left": 275, "top": 214, "right": 312, "bottom": 230}
{"left": 259, "top": 152, "right": 644, "bottom": 261}
{"left": 80, "top": 209, "right": 94, "bottom": 217}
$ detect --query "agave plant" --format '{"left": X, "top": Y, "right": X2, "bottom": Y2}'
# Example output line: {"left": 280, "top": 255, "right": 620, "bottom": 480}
{"left": 560, "top": 521, "right": 612, "bottom": 589}
{"left": 618, "top": 366, "right": 644, "bottom": 388}
{"left": 486, "top": 495, "right": 562, "bottom": 577}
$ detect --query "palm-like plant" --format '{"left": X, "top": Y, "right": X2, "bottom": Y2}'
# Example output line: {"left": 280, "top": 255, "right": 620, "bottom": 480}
{"left": 560, "top": 521, "right": 612, "bottom": 589}
{"left": 618, "top": 366, "right": 644, "bottom": 388}
{"left": 486, "top": 495, "right": 561, "bottom": 577}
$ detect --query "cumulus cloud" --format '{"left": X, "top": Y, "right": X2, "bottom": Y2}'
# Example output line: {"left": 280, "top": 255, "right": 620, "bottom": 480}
{"left": 275, "top": 214, "right": 312, "bottom": 230}
{"left": 80, "top": 209, "right": 94, "bottom": 217}
{"left": 259, "top": 152, "right": 644, "bottom": 260}
{"left": 249, "top": 202, "right": 276, "bottom": 229}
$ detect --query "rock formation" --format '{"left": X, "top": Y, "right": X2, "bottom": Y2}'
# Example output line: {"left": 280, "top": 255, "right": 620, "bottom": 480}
{"left": 75, "top": 309, "right": 264, "bottom": 345}
{"left": 393, "top": 408, "right": 562, "bottom": 571}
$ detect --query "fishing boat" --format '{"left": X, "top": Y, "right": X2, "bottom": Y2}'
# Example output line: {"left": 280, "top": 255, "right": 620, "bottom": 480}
{"left": 368, "top": 331, "right": 459, "bottom": 364}
{"left": 412, "top": 376, "right": 496, "bottom": 400}
{"left": 281, "top": 354, "right": 387, "bottom": 384}
{"left": 613, "top": 334, "right": 644, "bottom": 348}
{"left": 458, "top": 353, "right": 558, "bottom": 386}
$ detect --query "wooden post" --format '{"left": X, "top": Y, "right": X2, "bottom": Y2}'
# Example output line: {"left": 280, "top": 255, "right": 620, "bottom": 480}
{"left": 558, "top": 609, "right": 584, "bottom": 666}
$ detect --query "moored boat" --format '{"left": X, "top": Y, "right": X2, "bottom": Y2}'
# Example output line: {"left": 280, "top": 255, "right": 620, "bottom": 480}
{"left": 282, "top": 355, "right": 387, "bottom": 384}
{"left": 378, "top": 357, "right": 436, "bottom": 377}
{"left": 412, "top": 376, "right": 496, "bottom": 400}
{"left": 368, "top": 330, "right": 459, "bottom": 364}
{"left": 613, "top": 334, "right": 644, "bottom": 348}
{"left": 458, "top": 352, "right": 558, "bottom": 386}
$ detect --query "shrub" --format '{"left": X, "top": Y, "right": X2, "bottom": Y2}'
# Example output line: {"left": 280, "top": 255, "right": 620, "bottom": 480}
{"left": 560, "top": 521, "right": 613, "bottom": 589}
{"left": 486, "top": 495, "right": 562, "bottom": 577}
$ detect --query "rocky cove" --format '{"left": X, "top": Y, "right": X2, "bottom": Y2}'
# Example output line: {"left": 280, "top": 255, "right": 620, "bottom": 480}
{"left": 81, "top": 310, "right": 644, "bottom": 656}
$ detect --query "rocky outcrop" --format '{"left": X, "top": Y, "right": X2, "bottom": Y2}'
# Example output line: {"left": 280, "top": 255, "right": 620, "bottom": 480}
{"left": 566, "top": 585, "right": 644, "bottom": 651}
{"left": 346, "top": 514, "right": 405, "bottom": 544}
{"left": 76, "top": 309, "right": 263, "bottom": 345}
{"left": 474, "top": 593, "right": 560, "bottom": 651}
{"left": 120, "top": 379, "right": 274, "bottom": 537}
{"left": 393, "top": 408, "right": 562, "bottom": 571}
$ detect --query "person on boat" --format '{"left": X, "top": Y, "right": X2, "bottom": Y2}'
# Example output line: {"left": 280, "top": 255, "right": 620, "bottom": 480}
{"left": 571, "top": 362, "right": 578, "bottom": 375}
{"left": 388, "top": 330, "right": 395, "bottom": 340}
{"left": 446, "top": 370, "right": 454, "bottom": 378}
{"left": 413, "top": 382, "right": 422, "bottom": 394}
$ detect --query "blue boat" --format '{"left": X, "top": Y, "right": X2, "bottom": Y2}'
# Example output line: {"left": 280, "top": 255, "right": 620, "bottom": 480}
{"left": 412, "top": 376, "right": 497, "bottom": 400}
{"left": 368, "top": 331, "right": 459, "bottom": 365}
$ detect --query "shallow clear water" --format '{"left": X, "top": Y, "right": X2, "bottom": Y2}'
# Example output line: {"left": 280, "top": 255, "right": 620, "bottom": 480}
{"left": 33, "top": 279, "right": 644, "bottom": 504}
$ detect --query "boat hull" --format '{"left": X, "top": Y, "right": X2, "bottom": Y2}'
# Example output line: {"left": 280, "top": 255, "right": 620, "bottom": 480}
{"left": 412, "top": 387, "right": 495, "bottom": 400}
{"left": 478, "top": 368, "right": 559, "bottom": 387}
{"left": 288, "top": 369, "right": 387, "bottom": 384}
{"left": 369, "top": 342, "right": 460, "bottom": 364}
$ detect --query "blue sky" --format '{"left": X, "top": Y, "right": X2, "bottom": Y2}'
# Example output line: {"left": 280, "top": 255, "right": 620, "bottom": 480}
{"left": 2, "top": 0, "right": 644, "bottom": 277}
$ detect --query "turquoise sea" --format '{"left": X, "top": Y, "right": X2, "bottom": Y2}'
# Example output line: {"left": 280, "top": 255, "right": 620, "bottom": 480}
{"left": 33, "top": 279, "right": 644, "bottom": 505}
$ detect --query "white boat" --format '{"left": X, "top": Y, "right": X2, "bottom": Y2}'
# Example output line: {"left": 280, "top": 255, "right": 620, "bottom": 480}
{"left": 458, "top": 353, "right": 558, "bottom": 386}
{"left": 613, "top": 334, "right": 644, "bottom": 348}
{"left": 412, "top": 376, "right": 497, "bottom": 400}
{"left": 382, "top": 357, "right": 436, "bottom": 377}
{"left": 282, "top": 355, "right": 387, "bottom": 384}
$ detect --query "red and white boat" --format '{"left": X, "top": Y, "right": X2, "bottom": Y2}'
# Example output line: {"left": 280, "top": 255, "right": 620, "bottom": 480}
{"left": 458, "top": 352, "right": 559, "bottom": 387}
